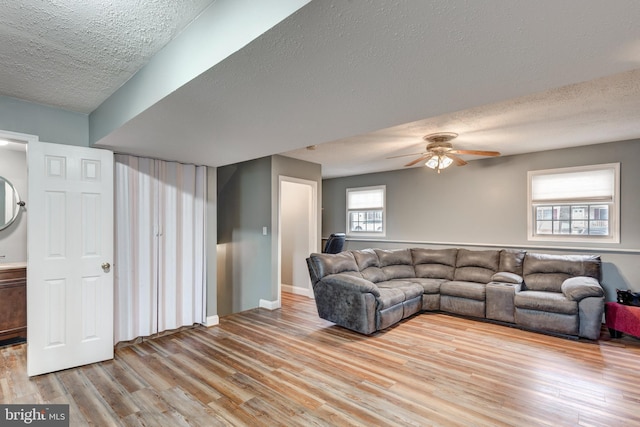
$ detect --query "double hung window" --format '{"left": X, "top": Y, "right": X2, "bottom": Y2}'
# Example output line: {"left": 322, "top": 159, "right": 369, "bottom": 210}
{"left": 528, "top": 164, "right": 619, "bottom": 242}
{"left": 346, "top": 186, "right": 385, "bottom": 236}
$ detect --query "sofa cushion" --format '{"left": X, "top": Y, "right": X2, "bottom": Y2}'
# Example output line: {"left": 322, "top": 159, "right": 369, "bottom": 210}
{"left": 375, "top": 287, "right": 405, "bottom": 310}
{"left": 397, "top": 277, "right": 446, "bottom": 294}
{"left": 308, "top": 251, "right": 361, "bottom": 281}
{"left": 514, "top": 290, "right": 578, "bottom": 315}
{"left": 499, "top": 249, "right": 526, "bottom": 275}
{"left": 523, "top": 253, "right": 602, "bottom": 292}
{"left": 490, "top": 272, "right": 523, "bottom": 284}
{"left": 411, "top": 248, "right": 457, "bottom": 280}
{"left": 375, "top": 249, "right": 415, "bottom": 280}
{"left": 454, "top": 249, "right": 500, "bottom": 283}
{"left": 377, "top": 281, "right": 424, "bottom": 301}
{"left": 561, "top": 276, "right": 604, "bottom": 301}
{"left": 352, "top": 249, "right": 380, "bottom": 269}
{"left": 440, "top": 281, "right": 486, "bottom": 301}
{"left": 352, "top": 249, "right": 386, "bottom": 283}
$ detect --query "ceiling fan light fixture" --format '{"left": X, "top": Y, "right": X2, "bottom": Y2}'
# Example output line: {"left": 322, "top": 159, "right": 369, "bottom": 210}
{"left": 425, "top": 155, "right": 439, "bottom": 169}
{"left": 440, "top": 155, "right": 453, "bottom": 169}
{"left": 425, "top": 154, "right": 453, "bottom": 172}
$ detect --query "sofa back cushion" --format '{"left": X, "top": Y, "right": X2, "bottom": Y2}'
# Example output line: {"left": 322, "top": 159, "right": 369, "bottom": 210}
{"left": 499, "top": 249, "right": 526, "bottom": 275}
{"left": 412, "top": 248, "right": 457, "bottom": 280}
{"left": 306, "top": 251, "right": 361, "bottom": 283}
{"left": 374, "top": 248, "right": 415, "bottom": 280}
{"left": 351, "top": 249, "right": 386, "bottom": 283}
{"left": 523, "top": 253, "right": 601, "bottom": 292}
{"left": 454, "top": 249, "right": 500, "bottom": 283}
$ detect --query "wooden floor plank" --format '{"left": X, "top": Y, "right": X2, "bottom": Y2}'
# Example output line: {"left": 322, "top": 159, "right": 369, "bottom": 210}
{"left": 2, "top": 293, "right": 640, "bottom": 426}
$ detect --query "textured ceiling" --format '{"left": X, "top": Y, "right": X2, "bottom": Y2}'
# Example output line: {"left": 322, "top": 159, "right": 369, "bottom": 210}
{"left": 95, "top": 0, "right": 640, "bottom": 177}
{"left": 0, "top": 0, "right": 214, "bottom": 113}
{"left": 284, "top": 69, "right": 640, "bottom": 178}
{"left": 1, "top": 0, "right": 640, "bottom": 178}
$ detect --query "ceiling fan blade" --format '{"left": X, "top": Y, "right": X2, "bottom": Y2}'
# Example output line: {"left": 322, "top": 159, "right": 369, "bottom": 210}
{"left": 448, "top": 154, "right": 468, "bottom": 166}
{"left": 404, "top": 154, "right": 431, "bottom": 167}
{"left": 449, "top": 149, "right": 501, "bottom": 157}
{"left": 386, "top": 152, "right": 425, "bottom": 159}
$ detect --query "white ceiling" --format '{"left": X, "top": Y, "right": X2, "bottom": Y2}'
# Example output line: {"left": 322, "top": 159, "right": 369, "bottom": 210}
{"left": 1, "top": 1, "right": 640, "bottom": 177}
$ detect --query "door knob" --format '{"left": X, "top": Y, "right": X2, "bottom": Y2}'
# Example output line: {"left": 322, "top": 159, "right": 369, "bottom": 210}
{"left": 101, "top": 262, "right": 111, "bottom": 272}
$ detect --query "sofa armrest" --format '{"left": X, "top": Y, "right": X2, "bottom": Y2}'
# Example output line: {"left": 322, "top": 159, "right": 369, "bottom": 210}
{"left": 561, "top": 276, "right": 604, "bottom": 301}
{"left": 490, "top": 271, "right": 523, "bottom": 285}
{"left": 321, "top": 274, "right": 381, "bottom": 297}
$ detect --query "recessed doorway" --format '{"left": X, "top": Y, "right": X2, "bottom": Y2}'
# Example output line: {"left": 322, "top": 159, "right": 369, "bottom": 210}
{"left": 278, "top": 176, "right": 317, "bottom": 300}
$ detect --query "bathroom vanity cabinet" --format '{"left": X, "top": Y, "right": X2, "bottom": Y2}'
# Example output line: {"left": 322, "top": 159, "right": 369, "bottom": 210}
{"left": 0, "top": 263, "right": 27, "bottom": 342}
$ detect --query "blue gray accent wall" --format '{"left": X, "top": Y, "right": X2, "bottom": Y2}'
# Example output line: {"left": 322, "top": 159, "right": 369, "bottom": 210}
{"left": 0, "top": 96, "right": 88, "bottom": 147}
{"left": 322, "top": 139, "right": 640, "bottom": 300}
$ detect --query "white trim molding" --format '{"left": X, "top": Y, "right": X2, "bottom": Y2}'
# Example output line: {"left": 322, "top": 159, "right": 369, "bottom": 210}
{"left": 202, "top": 315, "right": 219, "bottom": 327}
{"left": 259, "top": 299, "right": 281, "bottom": 310}
{"left": 281, "top": 284, "right": 314, "bottom": 298}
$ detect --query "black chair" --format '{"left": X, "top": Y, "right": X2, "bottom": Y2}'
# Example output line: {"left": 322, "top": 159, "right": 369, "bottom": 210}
{"left": 323, "top": 233, "right": 346, "bottom": 254}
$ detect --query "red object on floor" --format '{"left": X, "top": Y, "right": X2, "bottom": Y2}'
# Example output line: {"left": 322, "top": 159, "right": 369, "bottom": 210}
{"left": 605, "top": 302, "right": 640, "bottom": 338}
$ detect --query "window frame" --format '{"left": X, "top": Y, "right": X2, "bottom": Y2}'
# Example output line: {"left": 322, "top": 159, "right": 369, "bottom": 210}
{"left": 346, "top": 185, "right": 386, "bottom": 237}
{"left": 527, "top": 163, "right": 620, "bottom": 243}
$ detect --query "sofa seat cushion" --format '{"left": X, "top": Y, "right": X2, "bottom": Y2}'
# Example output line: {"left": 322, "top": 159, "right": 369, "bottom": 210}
{"left": 395, "top": 277, "right": 446, "bottom": 294}
{"left": 377, "top": 281, "right": 424, "bottom": 300}
{"left": 440, "top": 281, "right": 486, "bottom": 301}
{"left": 375, "top": 287, "right": 405, "bottom": 310}
{"left": 514, "top": 291, "right": 578, "bottom": 315}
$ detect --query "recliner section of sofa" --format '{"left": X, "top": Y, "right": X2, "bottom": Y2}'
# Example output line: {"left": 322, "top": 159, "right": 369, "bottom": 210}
{"left": 306, "top": 247, "right": 605, "bottom": 339}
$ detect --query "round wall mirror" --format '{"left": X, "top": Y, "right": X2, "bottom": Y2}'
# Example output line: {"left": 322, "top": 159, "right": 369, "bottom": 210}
{"left": 0, "top": 176, "right": 22, "bottom": 231}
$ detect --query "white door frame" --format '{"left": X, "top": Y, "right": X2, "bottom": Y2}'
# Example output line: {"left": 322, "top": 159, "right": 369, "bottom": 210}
{"left": 277, "top": 176, "right": 318, "bottom": 304}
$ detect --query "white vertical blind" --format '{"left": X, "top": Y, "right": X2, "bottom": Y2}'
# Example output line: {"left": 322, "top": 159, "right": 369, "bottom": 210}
{"left": 115, "top": 155, "right": 206, "bottom": 343}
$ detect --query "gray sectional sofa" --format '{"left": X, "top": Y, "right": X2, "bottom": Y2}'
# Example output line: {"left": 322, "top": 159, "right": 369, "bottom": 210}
{"left": 306, "top": 248, "right": 605, "bottom": 339}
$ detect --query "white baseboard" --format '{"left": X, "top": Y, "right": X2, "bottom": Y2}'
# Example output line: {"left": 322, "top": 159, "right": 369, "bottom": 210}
{"left": 259, "top": 299, "right": 281, "bottom": 310}
{"left": 202, "top": 315, "right": 219, "bottom": 327}
{"left": 281, "top": 284, "right": 314, "bottom": 298}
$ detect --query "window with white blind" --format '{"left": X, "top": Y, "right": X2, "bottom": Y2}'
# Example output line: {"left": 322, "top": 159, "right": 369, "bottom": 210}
{"left": 528, "top": 163, "right": 620, "bottom": 243}
{"left": 346, "top": 185, "right": 386, "bottom": 236}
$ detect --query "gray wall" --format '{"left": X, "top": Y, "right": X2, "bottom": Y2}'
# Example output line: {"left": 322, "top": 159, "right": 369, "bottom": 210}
{"left": 215, "top": 154, "right": 322, "bottom": 315}
{"left": 0, "top": 96, "right": 89, "bottom": 147}
{"left": 0, "top": 149, "right": 27, "bottom": 262}
{"left": 206, "top": 166, "right": 218, "bottom": 318}
{"left": 217, "top": 157, "right": 273, "bottom": 316}
{"left": 322, "top": 139, "right": 640, "bottom": 300}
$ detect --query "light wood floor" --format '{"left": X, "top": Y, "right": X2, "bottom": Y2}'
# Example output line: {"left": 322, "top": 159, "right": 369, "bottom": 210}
{"left": 2, "top": 293, "right": 640, "bottom": 426}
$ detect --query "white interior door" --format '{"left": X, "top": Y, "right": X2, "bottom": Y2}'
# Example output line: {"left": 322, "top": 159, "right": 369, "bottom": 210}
{"left": 27, "top": 141, "right": 114, "bottom": 376}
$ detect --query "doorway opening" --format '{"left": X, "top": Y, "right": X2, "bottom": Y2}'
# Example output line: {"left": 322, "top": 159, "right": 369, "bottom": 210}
{"left": 0, "top": 130, "right": 33, "bottom": 348}
{"left": 278, "top": 176, "right": 317, "bottom": 302}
